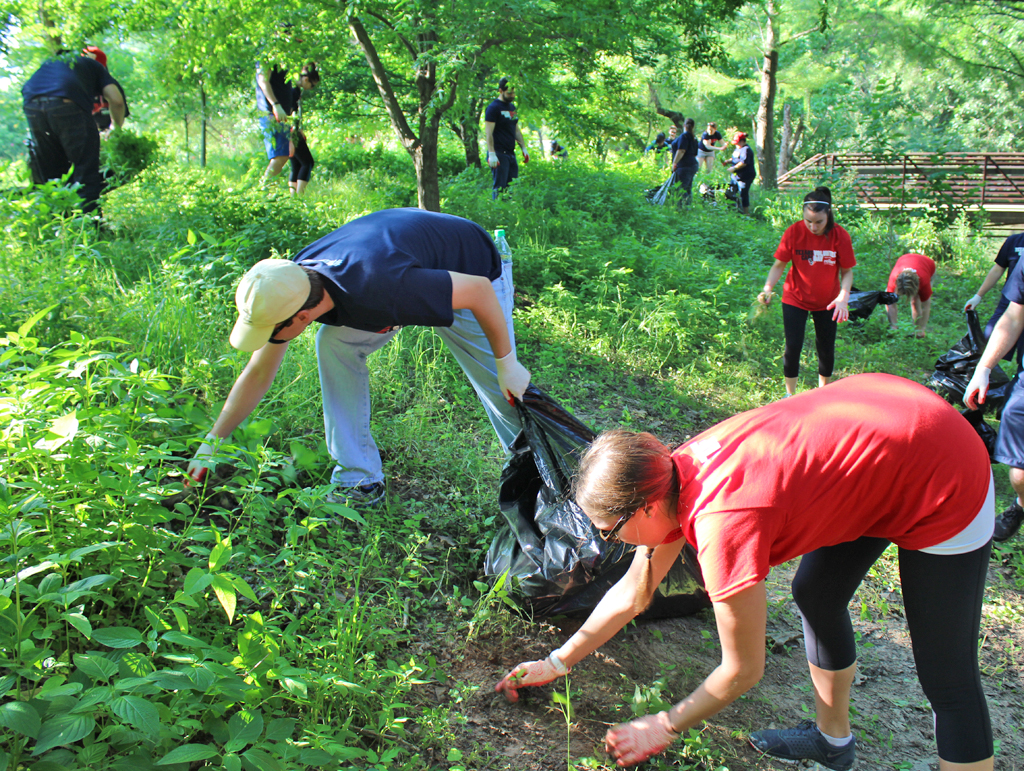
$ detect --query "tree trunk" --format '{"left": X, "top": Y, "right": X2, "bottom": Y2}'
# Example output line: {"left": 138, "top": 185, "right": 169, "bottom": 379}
{"left": 778, "top": 102, "right": 805, "bottom": 179}
{"left": 414, "top": 118, "right": 442, "bottom": 211}
{"left": 450, "top": 115, "right": 482, "bottom": 168}
{"left": 647, "top": 83, "right": 685, "bottom": 129}
{"left": 200, "top": 85, "right": 207, "bottom": 168}
{"left": 756, "top": 0, "right": 779, "bottom": 190}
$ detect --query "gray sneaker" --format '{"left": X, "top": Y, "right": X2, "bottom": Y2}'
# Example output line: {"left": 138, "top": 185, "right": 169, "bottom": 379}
{"left": 748, "top": 720, "right": 855, "bottom": 770}
{"left": 326, "top": 481, "right": 386, "bottom": 510}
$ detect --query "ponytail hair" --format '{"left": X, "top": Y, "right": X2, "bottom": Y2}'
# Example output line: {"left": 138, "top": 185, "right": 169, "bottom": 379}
{"left": 573, "top": 430, "right": 678, "bottom": 615}
{"left": 803, "top": 186, "right": 835, "bottom": 234}
{"left": 301, "top": 62, "right": 320, "bottom": 85}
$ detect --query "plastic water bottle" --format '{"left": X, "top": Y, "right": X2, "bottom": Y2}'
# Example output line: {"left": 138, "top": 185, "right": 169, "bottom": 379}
{"left": 494, "top": 228, "right": 512, "bottom": 264}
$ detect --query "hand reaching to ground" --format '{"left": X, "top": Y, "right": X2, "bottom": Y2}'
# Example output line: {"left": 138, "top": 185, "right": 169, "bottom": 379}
{"left": 494, "top": 654, "right": 567, "bottom": 702}
{"left": 604, "top": 711, "right": 679, "bottom": 767}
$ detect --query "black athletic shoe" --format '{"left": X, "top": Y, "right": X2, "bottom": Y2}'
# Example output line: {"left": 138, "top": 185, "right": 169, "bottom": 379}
{"left": 326, "top": 481, "right": 386, "bottom": 511}
{"left": 748, "top": 720, "right": 856, "bottom": 771}
{"left": 994, "top": 501, "right": 1024, "bottom": 542}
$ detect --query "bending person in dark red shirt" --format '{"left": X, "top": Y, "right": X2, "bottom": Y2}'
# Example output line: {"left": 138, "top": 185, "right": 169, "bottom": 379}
{"left": 758, "top": 187, "right": 855, "bottom": 397}
{"left": 886, "top": 253, "right": 936, "bottom": 337}
{"left": 496, "top": 374, "right": 994, "bottom": 770}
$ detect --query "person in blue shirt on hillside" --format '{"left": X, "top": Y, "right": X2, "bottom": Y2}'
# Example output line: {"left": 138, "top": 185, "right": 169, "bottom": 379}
{"left": 725, "top": 132, "right": 757, "bottom": 214}
{"left": 669, "top": 118, "right": 699, "bottom": 205}
{"left": 696, "top": 121, "right": 723, "bottom": 174}
{"left": 485, "top": 77, "right": 529, "bottom": 199}
{"left": 964, "top": 231, "right": 1024, "bottom": 366}
{"left": 186, "top": 209, "right": 531, "bottom": 510}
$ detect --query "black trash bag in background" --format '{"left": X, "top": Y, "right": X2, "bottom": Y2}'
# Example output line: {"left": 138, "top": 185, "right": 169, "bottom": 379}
{"left": 960, "top": 408, "right": 998, "bottom": 462}
{"left": 846, "top": 289, "right": 899, "bottom": 320}
{"left": 484, "top": 385, "right": 711, "bottom": 620}
{"left": 926, "top": 310, "right": 1011, "bottom": 416}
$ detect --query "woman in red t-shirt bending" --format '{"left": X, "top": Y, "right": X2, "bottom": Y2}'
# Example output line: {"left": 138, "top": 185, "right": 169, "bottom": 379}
{"left": 886, "top": 253, "right": 936, "bottom": 337}
{"left": 495, "top": 374, "right": 994, "bottom": 771}
{"left": 758, "top": 187, "right": 856, "bottom": 397}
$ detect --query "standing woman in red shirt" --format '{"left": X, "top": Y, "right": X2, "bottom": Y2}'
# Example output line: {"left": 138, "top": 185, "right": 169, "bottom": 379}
{"left": 758, "top": 187, "right": 856, "bottom": 396}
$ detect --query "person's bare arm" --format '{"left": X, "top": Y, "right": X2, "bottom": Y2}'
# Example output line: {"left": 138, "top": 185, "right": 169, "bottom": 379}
{"left": 965, "top": 300, "right": 1024, "bottom": 408}
{"left": 257, "top": 67, "right": 287, "bottom": 122}
{"left": 976, "top": 264, "right": 1007, "bottom": 299}
{"left": 886, "top": 302, "right": 898, "bottom": 329}
{"left": 828, "top": 267, "right": 854, "bottom": 322}
{"left": 102, "top": 84, "right": 125, "bottom": 128}
{"left": 209, "top": 341, "right": 290, "bottom": 439}
{"left": 449, "top": 272, "right": 511, "bottom": 358}
{"left": 759, "top": 259, "right": 787, "bottom": 305}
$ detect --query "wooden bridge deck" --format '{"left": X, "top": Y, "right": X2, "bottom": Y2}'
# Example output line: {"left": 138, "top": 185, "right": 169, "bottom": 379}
{"left": 777, "top": 153, "right": 1024, "bottom": 229}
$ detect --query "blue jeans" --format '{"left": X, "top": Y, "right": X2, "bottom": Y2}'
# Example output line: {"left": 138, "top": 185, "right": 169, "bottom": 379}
{"left": 317, "top": 261, "right": 520, "bottom": 486}
{"left": 259, "top": 115, "right": 289, "bottom": 159}
{"left": 671, "top": 162, "right": 698, "bottom": 205}
{"left": 491, "top": 151, "right": 518, "bottom": 199}
{"left": 24, "top": 99, "right": 103, "bottom": 212}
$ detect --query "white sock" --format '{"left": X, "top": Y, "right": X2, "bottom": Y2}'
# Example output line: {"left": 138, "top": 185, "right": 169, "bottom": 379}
{"left": 817, "top": 727, "right": 853, "bottom": 747}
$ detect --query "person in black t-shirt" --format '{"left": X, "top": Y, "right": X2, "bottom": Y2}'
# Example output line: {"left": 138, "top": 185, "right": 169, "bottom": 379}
{"left": 485, "top": 77, "right": 529, "bottom": 199}
{"left": 696, "top": 122, "right": 723, "bottom": 173}
{"left": 287, "top": 63, "right": 321, "bottom": 195}
{"left": 185, "top": 209, "right": 531, "bottom": 510}
{"left": 256, "top": 62, "right": 318, "bottom": 185}
{"left": 22, "top": 52, "right": 126, "bottom": 213}
{"left": 725, "top": 132, "right": 757, "bottom": 214}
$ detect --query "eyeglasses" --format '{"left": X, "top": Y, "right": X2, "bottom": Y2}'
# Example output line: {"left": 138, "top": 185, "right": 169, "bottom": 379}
{"left": 598, "top": 509, "right": 638, "bottom": 543}
{"left": 267, "top": 317, "right": 293, "bottom": 345}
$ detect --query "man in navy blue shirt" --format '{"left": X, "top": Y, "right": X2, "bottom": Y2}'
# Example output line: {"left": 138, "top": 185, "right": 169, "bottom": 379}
{"left": 485, "top": 77, "right": 529, "bottom": 199}
{"left": 22, "top": 52, "right": 126, "bottom": 213}
{"left": 669, "top": 118, "right": 699, "bottom": 205}
{"left": 964, "top": 232, "right": 1024, "bottom": 367}
{"left": 965, "top": 253, "right": 1024, "bottom": 540}
{"left": 187, "top": 209, "right": 531, "bottom": 509}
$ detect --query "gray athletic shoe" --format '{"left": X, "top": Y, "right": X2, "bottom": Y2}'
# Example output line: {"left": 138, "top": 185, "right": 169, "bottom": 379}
{"left": 748, "top": 720, "right": 855, "bottom": 770}
{"left": 326, "top": 481, "right": 386, "bottom": 510}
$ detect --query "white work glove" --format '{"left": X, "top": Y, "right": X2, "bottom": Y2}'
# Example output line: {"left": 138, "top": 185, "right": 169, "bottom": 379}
{"left": 964, "top": 294, "right": 984, "bottom": 311}
{"left": 605, "top": 711, "right": 680, "bottom": 767}
{"left": 271, "top": 103, "right": 287, "bottom": 122}
{"left": 758, "top": 289, "right": 774, "bottom": 306}
{"left": 186, "top": 433, "right": 218, "bottom": 485}
{"left": 487, "top": 151, "right": 499, "bottom": 168}
{"left": 495, "top": 652, "right": 569, "bottom": 703}
{"left": 495, "top": 351, "right": 530, "bottom": 404}
{"left": 964, "top": 366, "right": 991, "bottom": 410}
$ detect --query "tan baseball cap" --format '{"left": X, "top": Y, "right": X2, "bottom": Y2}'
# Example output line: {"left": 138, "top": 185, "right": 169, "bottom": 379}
{"left": 229, "top": 259, "right": 309, "bottom": 351}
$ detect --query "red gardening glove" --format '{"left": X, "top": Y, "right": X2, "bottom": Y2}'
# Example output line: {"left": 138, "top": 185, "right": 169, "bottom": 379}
{"left": 522, "top": 151, "right": 530, "bottom": 163}
{"left": 495, "top": 656, "right": 566, "bottom": 703}
{"left": 605, "top": 711, "right": 680, "bottom": 767}
{"left": 185, "top": 439, "right": 215, "bottom": 487}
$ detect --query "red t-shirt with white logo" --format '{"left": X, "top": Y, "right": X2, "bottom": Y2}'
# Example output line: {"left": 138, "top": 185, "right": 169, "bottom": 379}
{"left": 775, "top": 222, "right": 857, "bottom": 311}
{"left": 886, "top": 253, "right": 936, "bottom": 301}
{"left": 671, "top": 374, "right": 990, "bottom": 602}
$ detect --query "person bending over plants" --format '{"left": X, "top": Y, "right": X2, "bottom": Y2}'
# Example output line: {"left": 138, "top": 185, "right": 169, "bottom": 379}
{"left": 186, "top": 208, "right": 530, "bottom": 509}
{"left": 885, "top": 252, "right": 935, "bottom": 337}
{"left": 757, "top": 187, "right": 855, "bottom": 397}
{"left": 496, "top": 374, "right": 994, "bottom": 771}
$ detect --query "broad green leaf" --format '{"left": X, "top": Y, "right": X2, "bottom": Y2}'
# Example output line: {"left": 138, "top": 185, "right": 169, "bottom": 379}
{"left": 0, "top": 701, "right": 41, "bottom": 738}
{"left": 186, "top": 229, "right": 196, "bottom": 245}
{"left": 109, "top": 695, "right": 161, "bottom": 736}
{"left": 160, "top": 631, "right": 206, "bottom": 648}
{"left": 61, "top": 611, "right": 92, "bottom": 639}
{"left": 0, "top": 747, "right": 9, "bottom": 771}
{"left": 32, "top": 713, "right": 95, "bottom": 755}
{"left": 170, "top": 607, "right": 189, "bottom": 633}
{"left": 278, "top": 677, "right": 308, "bottom": 699}
{"left": 299, "top": 748, "right": 339, "bottom": 764}
{"left": 208, "top": 541, "right": 232, "bottom": 571}
{"left": 17, "top": 304, "right": 59, "bottom": 337}
{"left": 222, "top": 754, "right": 242, "bottom": 771}
{"left": 61, "top": 574, "right": 116, "bottom": 596}
{"left": 92, "top": 627, "right": 144, "bottom": 649}
{"left": 211, "top": 574, "right": 236, "bottom": 623}
{"left": 36, "top": 411, "right": 79, "bottom": 452}
{"left": 0, "top": 675, "right": 15, "bottom": 699}
{"left": 66, "top": 542, "right": 121, "bottom": 562}
{"left": 264, "top": 717, "right": 295, "bottom": 742}
{"left": 241, "top": 747, "right": 281, "bottom": 771}
{"left": 229, "top": 575, "right": 258, "bottom": 604}
{"left": 143, "top": 606, "right": 172, "bottom": 632}
{"left": 155, "top": 743, "right": 218, "bottom": 764}
{"left": 182, "top": 567, "right": 212, "bottom": 596}
{"left": 224, "top": 708, "right": 263, "bottom": 753}
{"left": 73, "top": 653, "right": 118, "bottom": 682}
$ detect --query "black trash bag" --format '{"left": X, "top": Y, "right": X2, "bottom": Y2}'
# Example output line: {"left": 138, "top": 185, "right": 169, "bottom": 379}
{"left": 847, "top": 289, "right": 899, "bottom": 320}
{"left": 960, "top": 408, "right": 998, "bottom": 462}
{"left": 927, "top": 310, "right": 1011, "bottom": 416}
{"left": 484, "top": 385, "right": 710, "bottom": 620}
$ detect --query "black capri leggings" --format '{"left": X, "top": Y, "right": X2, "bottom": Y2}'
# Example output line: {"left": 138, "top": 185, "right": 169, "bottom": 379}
{"left": 792, "top": 537, "right": 993, "bottom": 763}
{"left": 289, "top": 135, "right": 315, "bottom": 183}
{"left": 782, "top": 302, "right": 837, "bottom": 379}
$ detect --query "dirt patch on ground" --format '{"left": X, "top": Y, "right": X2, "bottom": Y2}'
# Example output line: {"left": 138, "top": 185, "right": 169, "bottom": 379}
{"left": 422, "top": 557, "right": 1024, "bottom": 770}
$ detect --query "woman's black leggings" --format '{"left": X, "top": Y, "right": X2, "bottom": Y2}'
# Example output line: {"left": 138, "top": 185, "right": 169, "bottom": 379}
{"left": 792, "top": 537, "right": 993, "bottom": 763}
{"left": 289, "top": 136, "right": 315, "bottom": 183}
{"left": 782, "top": 302, "right": 837, "bottom": 378}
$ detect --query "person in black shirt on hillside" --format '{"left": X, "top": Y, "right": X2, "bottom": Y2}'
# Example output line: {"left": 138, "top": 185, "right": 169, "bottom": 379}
{"left": 725, "top": 132, "right": 756, "bottom": 214}
{"left": 22, "top": 51, "right": 126, "bottom": 213}
{"left": 696, "top": 122, "right": 723, "bottom": 174}
{"left": 669, "top": 118, "right": 699, "bottom": 205}
{"left": 256, "top": 61, "right": 318, "bottom": 186}
{"left": 485, "top": 77, "right": 530, "bottom": 199}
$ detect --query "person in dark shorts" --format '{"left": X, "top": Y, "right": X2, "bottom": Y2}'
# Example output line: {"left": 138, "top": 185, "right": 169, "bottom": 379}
{"left": 287, "top": 64, "right": 320, "bottom": 195}
{"left": 484, "top": 77, "right": 529, "bottom": 199}
{"left": 965, "top": 252, "right": 1024, "bottom": 541}
{"left": 497, "top": 374, "right": 994, "bottom": 771}
{"left": 964, "top": 231, "right": 1024, "bottom": 367}
{"left": 22, "top": 51, "right": 126, "bottom": 213}
{"left": 696, "top": 121, "right": 723, "bottom": 173}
